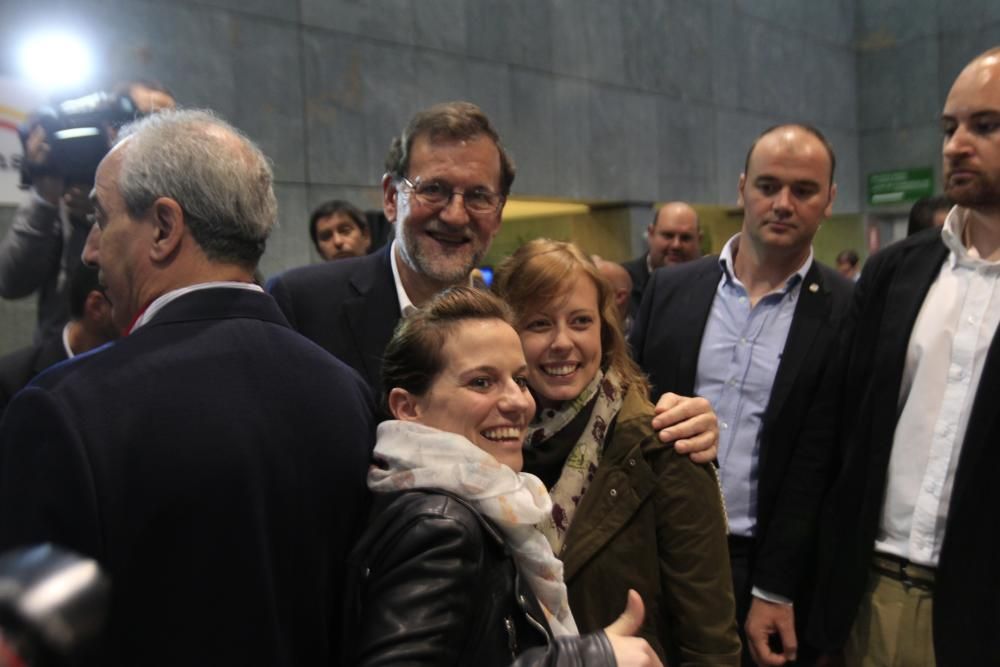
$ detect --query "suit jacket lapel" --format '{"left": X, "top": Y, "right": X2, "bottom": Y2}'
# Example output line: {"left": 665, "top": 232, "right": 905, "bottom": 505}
{"left": 765, "top": 263, "right": 829, "bottom": 428}
{"left": 673, "top": 262, "right": 722, "bottom": 395}
{"left": 343, "top": 246, "right": 401, "bottom": 391}
{"left": 872, "top": 240, "right": 949, "bottom": 423}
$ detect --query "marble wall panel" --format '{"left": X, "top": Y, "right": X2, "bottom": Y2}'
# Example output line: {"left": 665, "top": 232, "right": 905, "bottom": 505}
{"left": 506, "top": 69, "right": 557, "bottom": 196}
{"left": 464, "top": 1, "right": 553, "bottom": 71}
{"left": 302, "top": 29, "right": 416, "bottom": 187}
{"left": 799, "top": 44, "right": 857, "bottom": 131}
{"left": 587, "top": 86, "right": 658, "bottom": 201}
{"left": 936, "top": 21, "right": 1000, "bottom": 105}
{"left": 713, "top": 109, "right": 779, "bottom": 205}
{"left": 858, "top": 40, "right": 940, "bottom": 131}
{"left": 258, "top": 182, "right": 310, "bottom": 280}
{"left": 856, "top": 0, "right": 938, "bottom": 46}
{"left": 622, "top": 0, "right": 713, "bottom": 102}
{"left": 824, "top": 127, "right": 861, "bottom": 213}
{"left": 657, "top": 98, "right": 717, "bottom": 205}
{"left": 299, "top": 0, "right": 414, "bottom": 48}
{"left": 712, "top": 13, "right": 808, "bottom": 118}
{"left": 550, "top": 0, "right": 625, "bottom": 84}
{"left": 550, "top": 77, "right": 594, "bottom": 199}
{"left": 186, "top": 0, "right": 298, "bottom": 23}
{"left": 937, "top": 0, "right": 1000, "bottom": 35}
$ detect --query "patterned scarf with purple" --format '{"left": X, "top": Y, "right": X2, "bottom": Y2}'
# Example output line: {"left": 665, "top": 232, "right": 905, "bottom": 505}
{"left": 524, "top": 368, "right": 626, "bottom": 555}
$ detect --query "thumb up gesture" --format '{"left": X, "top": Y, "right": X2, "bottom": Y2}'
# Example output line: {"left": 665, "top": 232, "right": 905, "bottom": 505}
{"left": 604, "top": 590, "right": 663, "bottom": 667}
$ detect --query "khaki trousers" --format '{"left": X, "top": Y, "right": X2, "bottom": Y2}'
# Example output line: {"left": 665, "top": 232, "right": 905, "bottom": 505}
{"left": 843, "top": 561, "right": 935, "bottom": 667}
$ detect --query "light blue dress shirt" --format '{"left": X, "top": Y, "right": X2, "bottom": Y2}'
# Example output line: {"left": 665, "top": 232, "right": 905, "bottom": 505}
{"left": 694, "top": 235, "right": 813, "bottom": 538}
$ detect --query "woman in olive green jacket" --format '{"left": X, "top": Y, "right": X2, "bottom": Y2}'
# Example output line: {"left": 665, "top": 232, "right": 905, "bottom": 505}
{"left": 495, "top": 240, "right": 740, "bottom": 667}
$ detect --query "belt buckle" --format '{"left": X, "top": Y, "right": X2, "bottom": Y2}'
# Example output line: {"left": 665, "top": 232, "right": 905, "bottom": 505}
{"left": 898, "top": 562, "right": 931, "bottom": 592}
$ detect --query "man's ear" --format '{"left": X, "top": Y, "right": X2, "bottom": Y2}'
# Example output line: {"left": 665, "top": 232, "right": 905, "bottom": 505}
{"left": 382, "top": 173, "right": 398, "bottom": 223}
{"left": 737, "top": 173, "right": 747, "bottom": 207}
{"left": 824, "top": 182, "right": 838, "bottom": 218}
{"left": 388, "top": 387, "right": 421, "bottom": 422}
{"left": 82, "top": 289, "right": 109, "bottom": 322}
{"left": 149, "top": 197, "right": 185, "bottom": 262}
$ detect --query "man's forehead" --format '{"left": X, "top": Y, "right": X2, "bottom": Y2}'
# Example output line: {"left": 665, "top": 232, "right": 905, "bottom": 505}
{"left": 945, "top": 55, "right": 1000, "bottom": 114}
{"left": 411, "top": 132, "right": 500, "bottom": 162}
{"left": 747, "top": 132, "right": 830, "bottom": 181}
{"left": 92, "top": 143, "right": 127, "bottom": 199}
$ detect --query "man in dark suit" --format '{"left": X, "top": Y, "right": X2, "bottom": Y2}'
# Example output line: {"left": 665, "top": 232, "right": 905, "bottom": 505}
{"left": 809, "top": 47, "right": 1000, "bottom": 667}
{"left": 0, "top": 263, "right": 117, "bottom": 415}
{"left": 269, "top": 102, "right": 720, "bottom": 456}
{"left": 268, "top": 102, "right": 514, "bottom": 399}
{"left": 0, "top": 109, "right": 374, "bottom": 666}
{"left": 631, "top": 124, "right": 853, "bottom": 666}
{"left": 622, "top": 201, "right": 702, "bottom": 318}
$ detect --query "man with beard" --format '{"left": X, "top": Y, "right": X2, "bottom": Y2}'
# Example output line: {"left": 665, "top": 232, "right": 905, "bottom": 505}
{"left": 809, "top": 47, "right": 1000, "bottom": 666}
{"left": 268, "top": 102, "right": 511, "bottom": 398}
{"left": 268, "top": 101, "right": 720, "bottom": 457}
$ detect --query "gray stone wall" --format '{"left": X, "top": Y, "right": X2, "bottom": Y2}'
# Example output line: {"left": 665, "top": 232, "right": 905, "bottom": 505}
{"left": 7, "top": 1, "right": 988, "bottom": 353}
{"left": 857, "top": 1, "right": 1000, "bottom": 208}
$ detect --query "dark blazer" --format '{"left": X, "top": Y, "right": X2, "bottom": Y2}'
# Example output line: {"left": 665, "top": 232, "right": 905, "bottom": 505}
{"left": 621, "top": 254, "right": 650, "bottom": 319}
{"left": 629, "top": 255, "right": 853, "bottom": 603}
{"left": 0, "top": 332, "right": 67, "bottom": 416}
{"left": 809, "top": 228, "right": 1000, "bottom": 665}
{"left": 344, "top": 490, "right": 615, "bottom": 666}
{"left": 0, "top": 288, "right": 375, "bottom": 667}
{"left": 268, "top": 244, "right": 400, "bottom": 398}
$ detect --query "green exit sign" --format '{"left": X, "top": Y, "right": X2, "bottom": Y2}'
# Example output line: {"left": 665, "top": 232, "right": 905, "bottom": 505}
{"left": 868, "top": 167, "right": 934, "bottom": 205}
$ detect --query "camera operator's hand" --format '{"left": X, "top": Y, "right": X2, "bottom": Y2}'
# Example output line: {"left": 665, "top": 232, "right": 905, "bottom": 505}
{"left": 24, "top": 124, "right": 65, "bottom": 208}
{"left": 63, "top": 185, "right": 94, "bottom": 223}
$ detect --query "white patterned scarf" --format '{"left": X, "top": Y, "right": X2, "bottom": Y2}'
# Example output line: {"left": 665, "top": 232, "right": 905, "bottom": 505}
{"left": 524, "top": 368, "right": 626, "bottom": 555}
{"left": 368, "top": 420, "right": 579, "bottom": 636}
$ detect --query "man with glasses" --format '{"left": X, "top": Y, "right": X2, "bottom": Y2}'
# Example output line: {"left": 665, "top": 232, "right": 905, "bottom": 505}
{"left": 268, "top": 101, "right": 510, "bottom": 398}
{"left": 269, "top": 101, "right": 722, "bottom": 461}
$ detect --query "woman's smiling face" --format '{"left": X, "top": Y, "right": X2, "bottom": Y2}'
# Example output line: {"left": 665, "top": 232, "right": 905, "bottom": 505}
{"left": 397, "top": 317, "right": 535, "bottom": 471}
{"left": 517, "top": 271, "right": 603, "bottom": 410}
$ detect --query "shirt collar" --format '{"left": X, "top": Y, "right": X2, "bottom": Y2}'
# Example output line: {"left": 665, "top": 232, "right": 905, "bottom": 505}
{"left": 389, "top": 240, "right": 418, "bottom": 318}
{"left": 130, "top": 281, "right": 264, "bottom": 334}
{"left": 941, "top": 205, "right": 1000, "bottom": 272}
{"left": 61, "top": 322, "right": 75, "bottom": 358}
{"left": 718, "top": 233, "right": 814, "bottom": 292}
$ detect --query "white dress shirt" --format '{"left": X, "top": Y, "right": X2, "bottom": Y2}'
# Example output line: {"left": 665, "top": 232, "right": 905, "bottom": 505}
{"left": 875, "top": 207, "right": 1000, "bottom": 567}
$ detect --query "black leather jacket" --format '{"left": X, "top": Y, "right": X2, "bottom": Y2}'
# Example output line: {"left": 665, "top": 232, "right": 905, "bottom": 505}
{"left": 342, "top": 490, "right": 617, "bottom": 666}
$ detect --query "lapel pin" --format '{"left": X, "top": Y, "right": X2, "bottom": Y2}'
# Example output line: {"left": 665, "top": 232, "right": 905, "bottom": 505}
{"left": 808, "top": 283, "right": 819, "bottom": 293}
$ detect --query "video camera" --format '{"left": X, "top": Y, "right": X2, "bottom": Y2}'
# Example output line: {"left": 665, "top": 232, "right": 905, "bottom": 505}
{"left": 0, "top": 545, "right": 109, "bottom": 667}
{"left": 18, "top": 91, "right": 145, "bottom": 189}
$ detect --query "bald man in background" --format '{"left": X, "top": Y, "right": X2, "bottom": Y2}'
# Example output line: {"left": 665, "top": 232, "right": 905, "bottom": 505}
{"left": 622, "top": 202, "right": 702, "bottom": 317}
{"left": 593, "top": 255, "right": 633, "bottom": 334}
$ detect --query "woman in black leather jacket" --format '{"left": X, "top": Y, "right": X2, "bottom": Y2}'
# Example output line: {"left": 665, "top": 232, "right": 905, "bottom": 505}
{"left": 342, "top": 287, "right": 661, "bottom": 667}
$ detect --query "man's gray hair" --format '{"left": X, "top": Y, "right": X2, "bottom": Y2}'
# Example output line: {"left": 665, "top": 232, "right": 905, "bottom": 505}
{"left": 115, "top": 109, "right": 277, "bottom": 267}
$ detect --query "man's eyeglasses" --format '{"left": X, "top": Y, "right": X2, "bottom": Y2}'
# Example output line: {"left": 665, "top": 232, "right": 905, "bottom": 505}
{"left": 399, "top": 176, "right": 504, "bottom": 215}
